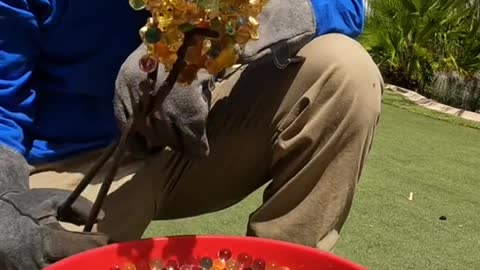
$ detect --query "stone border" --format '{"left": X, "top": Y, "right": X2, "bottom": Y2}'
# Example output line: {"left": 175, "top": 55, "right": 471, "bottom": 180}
{"left": 386, "top": 84, "right": 480, "bottom": 123}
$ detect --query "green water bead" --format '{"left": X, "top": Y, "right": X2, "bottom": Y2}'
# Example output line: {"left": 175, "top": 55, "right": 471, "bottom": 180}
{"left": 179, "top": 23, "right": 195, "bottom": 32}
{"left": 197, "top": 0, "right": 220, "bottom": 10}
{"left": 200, "top": 257, "right": 213, "bottom": 269}
{"left": 145, "top": 27, "right": 162, "bottom": 44}
{"left": 210, "top": 18, "right": 222, "bottom": 31}
{"left": 225, "top": 22, "right": 236, "bottom": 36}
{"left": 129, "top": 0, "right": 146, "bottom": 10}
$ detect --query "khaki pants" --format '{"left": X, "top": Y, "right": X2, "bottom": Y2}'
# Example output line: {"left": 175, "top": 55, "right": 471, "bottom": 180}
{"left": 30, "top": 34, "right": 383, "bottom": 251}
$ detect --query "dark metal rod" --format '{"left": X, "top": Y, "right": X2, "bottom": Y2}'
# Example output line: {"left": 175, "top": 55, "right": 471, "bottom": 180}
{"left": 58, "top": 140, "right": 119, "bottom": 219}
{"left": 63, "top": 27, "right": 220, "bottom": 231}
{"left": 83, "top": 121, "right": 132, "bottom": 231}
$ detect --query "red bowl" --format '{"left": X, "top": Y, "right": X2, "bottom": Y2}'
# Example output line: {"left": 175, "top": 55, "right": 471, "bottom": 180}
{"left": 46, "top": 236, "right": 366, "bottom": 270}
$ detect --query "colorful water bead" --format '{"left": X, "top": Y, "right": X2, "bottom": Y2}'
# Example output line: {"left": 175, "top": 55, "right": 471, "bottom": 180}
{"left": 149, "top": 259, "right": 164, "bottom": 270}
{"left": 180, "top": 265, "right": 192, "bottom": 270}
{"left": 235, "top": 26, "right": 251, "bottom": 44}
{"left": 139, "top": 54, "right": 158, "bottom": 73}
{"left": 111, "top": 266, "right": 121, "bottom": 270}
{"left": 212, "top": 259, "right": 226, "bottom": 270}
{"left": 121, "top": 262, "right": 137, "bottom": 270}
{"left": 218, "top": 249, "right": 232, "bottom": 261}
{"left": 225, "top": 260, "right": 240, "bottom": 270}
{"left": 200, "top": 257, "right": 214, "bottom": 269}
{"left": 165, "top": 260, "right": 180, "bottom": 270}
{"left": 145, "top": 27, "right": 162, "bottom": 44}
{"left": 251, "top": 259, "right": 266, "bottom": 270}
{"left": 237, "top": 253, "right": 252, "bottom": 267}
{"left": 178, "top": 64, "right": 200, "bottom": 84}
{"left": 191, "top": 265, "right": 203, "bottom": 270}
{"left": 128, "top": 0, "right": 146, "bottom": 10}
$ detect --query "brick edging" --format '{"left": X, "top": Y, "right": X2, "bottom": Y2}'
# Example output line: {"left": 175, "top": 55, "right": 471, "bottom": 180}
{"left": 386, "top": 84, "right": 480, "bottom": 123}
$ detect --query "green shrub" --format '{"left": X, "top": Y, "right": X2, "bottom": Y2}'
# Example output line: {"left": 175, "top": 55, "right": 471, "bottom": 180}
{"left": 361, "top": 0, "right": 480, "bottom": 111}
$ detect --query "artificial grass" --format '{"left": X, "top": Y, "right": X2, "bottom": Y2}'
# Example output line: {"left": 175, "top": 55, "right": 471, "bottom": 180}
{"left": 144, "top": 91, "right": 480, "bottom": 269}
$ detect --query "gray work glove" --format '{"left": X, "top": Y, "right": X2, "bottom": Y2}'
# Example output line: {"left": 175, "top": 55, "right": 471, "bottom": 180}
{"left": 0, "top": 147, "right": 109, "bottom": 270}
{"left": 240, "top": 0, "right": 316, "bottom": 67}
{"left": 114, "top": 44, "right": 213, "bottom": 158}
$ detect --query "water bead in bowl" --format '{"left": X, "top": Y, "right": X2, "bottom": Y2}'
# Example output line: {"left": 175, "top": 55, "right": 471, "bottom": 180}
{"left": 212, "top": 259, "right": 226, "bottom": 270}
{"left": 237, "top": 253, "right": 252, "bottom": 267}
{"left": 200, "top": 257, "right": 213, "bottom": 269}
{"left": 180, "top": 265, "right": 193, "bottom": 270}
{"left": 251, "top": 259, "right": 266, "bottom": 270}
{"left": 165, "top": 260, "right": 180, "bottom": 270}
{"left": 218, "top": 249, "right": 232, "bottom": 261}
{"left": 149, "top": 259, "right": 163, "bottom": 270}
{"left": 110, "top": 247, "right": 290, "bottom": 270}
{"left": 226, "top": 260, "right": 241, "bottom": 270}
{"left": 121, "top": 263, "right": 136, "bottom": 270}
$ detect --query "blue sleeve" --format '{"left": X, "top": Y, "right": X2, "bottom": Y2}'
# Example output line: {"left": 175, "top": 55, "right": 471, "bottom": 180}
{"left": 0, "top": 0, "right": 40, "bottom": 155}
{"left": 310, "top": 0, "right": 365, "bottom": 38}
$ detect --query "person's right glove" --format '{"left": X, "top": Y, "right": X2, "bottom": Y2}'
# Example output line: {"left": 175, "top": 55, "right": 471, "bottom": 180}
{"left": 0, "top": 146, "right": 109, "bottom": 270}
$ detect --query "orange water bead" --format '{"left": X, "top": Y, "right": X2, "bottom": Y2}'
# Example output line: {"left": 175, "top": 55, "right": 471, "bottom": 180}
{"left": 195, "top": 20, "right": 210, "bottom": 29}
{"left": 235, "top": 26, "right": 251, "bottom": 44}
{"left": 157, "top": 15, "right": 173, "bottom": 31}
{"left": 185, "top": 45, "right": 203, "bottom": 65}
{"left": 149, "top": 259, "right": 163, "bottom": 270}
{"left": 121, "top": 263, "right": 137, "bottom": 270}
{"left": 248, "top": 2, "right": 264, "bottom": 14}
{"left": 170, "top": 0, "right": 188, "bottom": 9}
{"left": 197, "top": 54, "right": 208, "bottom": 67}
{"left": 178, "top": 64, "right": 200, "bottom": 84}
{"left": 146, "top": 0, "right": 162, "bottom": 9}
{"left": 163, "top": 29, "right": 185, "bottom": 51}
{"left": 225, "top": 260, "right": 240, "bottom": 270}
{"left": 160, "top": 53, "right": 178, "bottom": 71}
{"left": 205, "top": 58, "right": 220, "bottom": 75}
{"left": 155, "top": 42, "right": 172, "bottom": 58}
{"left": 212, "top": 259, "right": 226, "bottom": 270}
{"left": 215, "top": 47, "right": 238, "bottom": 71}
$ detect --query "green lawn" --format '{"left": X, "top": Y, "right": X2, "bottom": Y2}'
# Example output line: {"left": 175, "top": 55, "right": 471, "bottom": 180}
{"left": 144, "top": 90, "right": 480, "bottom": 270}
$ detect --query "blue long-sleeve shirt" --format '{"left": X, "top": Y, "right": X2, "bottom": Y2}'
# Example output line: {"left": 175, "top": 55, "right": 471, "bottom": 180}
{"left": 0, "top": 0, "right": 364, "bottom": 164}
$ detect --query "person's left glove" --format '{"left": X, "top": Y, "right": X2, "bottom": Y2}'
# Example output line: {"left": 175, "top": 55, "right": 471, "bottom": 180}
{"left": 0, "top": 147, "right": 109, "bottom": 269}
{"left": 114, "top": 44, "right": 213, "bottom": 158}
{"left": 239, "top": 0, "right": 316, "bottom": 66}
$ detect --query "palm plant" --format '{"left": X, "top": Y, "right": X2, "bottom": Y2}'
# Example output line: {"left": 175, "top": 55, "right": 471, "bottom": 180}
{"left": 361, "top": 0, "right": 480, "bottom": 95}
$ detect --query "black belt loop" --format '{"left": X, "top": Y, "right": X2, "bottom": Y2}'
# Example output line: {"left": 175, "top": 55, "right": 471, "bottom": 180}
{"left": 271, "top": 40, "right": 305, "bottom": 69}
{"left": 271, "top": 40, "right": 292, "bottom": 69}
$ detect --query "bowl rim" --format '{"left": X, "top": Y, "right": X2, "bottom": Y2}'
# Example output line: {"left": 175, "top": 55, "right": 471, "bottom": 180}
{"left": 48, "top": 235, "right": 366, "bottom": 269}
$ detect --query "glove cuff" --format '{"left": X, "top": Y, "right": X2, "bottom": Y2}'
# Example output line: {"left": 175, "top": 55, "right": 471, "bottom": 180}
{"left": 0, "top": 145, "right": 30, "bottom": 193}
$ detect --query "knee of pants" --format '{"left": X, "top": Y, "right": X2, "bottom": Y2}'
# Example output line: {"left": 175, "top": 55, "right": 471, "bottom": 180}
{"left": 297, "top": 33, "right": 384, "bottom": 128}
